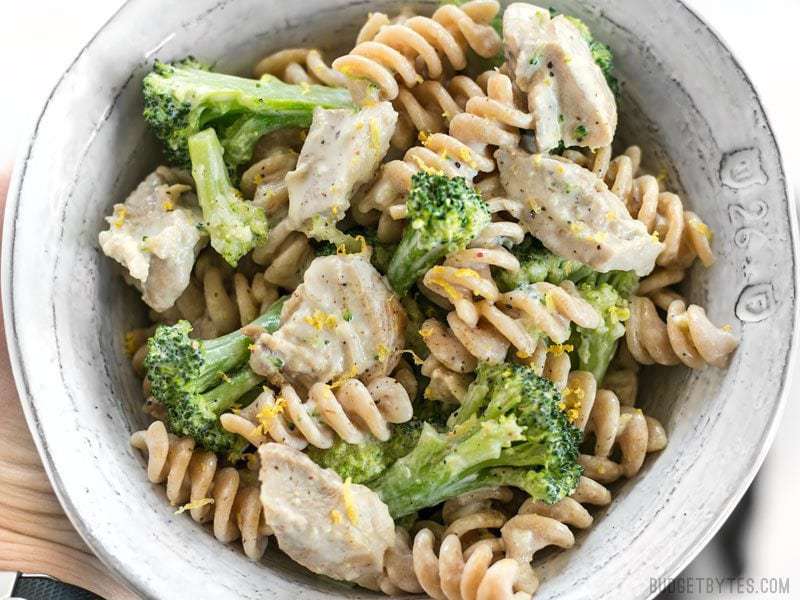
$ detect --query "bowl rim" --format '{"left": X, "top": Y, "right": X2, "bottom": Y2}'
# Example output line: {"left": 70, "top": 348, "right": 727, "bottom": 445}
{"left": 2, "top": 0, "right": 798, "bottom": 598}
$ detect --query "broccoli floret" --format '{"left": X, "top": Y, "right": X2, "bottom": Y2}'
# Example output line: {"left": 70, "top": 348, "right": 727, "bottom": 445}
{"left": 496, "top": 238, "right": 594, "bottom": 291}
{"left": 387, "top": 172, "right": 490, "bottom": 295}
{"left": 581, "top": 270, "right": 640, "bottom": 299}
{"left": 306, "top": 421, "right": 424, "bottom": 484}
{"left": 142, "top": 58, "right": 353, "bottom": 171}
{"left": 188, "top": 128, "right": 268, "bottom": 266}
{"left": 567, "top": 270, "right": 637, "bottom": 382}
{"left": 562, "top": 15, "right": 619, "bottom": 96}
{"left": 371, "top": 362, "right": 582, "bottom": 517}
{"left": 144, "top": 298, "right": 284, "bottom": 453}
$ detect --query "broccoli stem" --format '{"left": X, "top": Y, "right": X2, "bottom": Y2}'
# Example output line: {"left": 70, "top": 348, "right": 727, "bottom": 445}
{"left": 387, "top": 227, "right": 448, "bottom": 295}
{"left": 220, "top": 113, "right": 309, "bottom": 167}
{"left": 143, "top": 60, "right": 353, "bottom": 170}
{"left": 189, "top": 128, "right": 268, "bottom": 266}
{"left": 202, "top": 367, "right": 265, "bottom": 414}
{"left": 195, "top": 296, "right": 286, "bottom": 386}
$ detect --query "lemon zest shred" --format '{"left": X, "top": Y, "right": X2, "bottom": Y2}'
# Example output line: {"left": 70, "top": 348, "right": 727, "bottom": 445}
{"left": 175, "top": 497, "right": 214, "bottom": 515}
{"left": 458, "top": 146, "right": 477, "bottom": 169}
{"left": 376, "top": 343, "right": 391, "bottom": 362}
{"left": 304, "top": 310, "right": 338, "bottom": 331}
{"left": 331, "top": 364, "right": 360, "bottom": 389}
{"left": 369, "top": 118, "right": 381, "bottom": 151}
{"left": 329, "top": 509, "right": 343, "bottom": 524}
{"left": 253, "top": 397, "right": 287, "bottom": 436}
{"left": 342, "top": 477, "right": 359, "bottom": 524}
{"left": 123, "top": 331, "right": 137, "bottom": 357}
{"left": 544, "top": 291, "right": 556, "bottom": 312}
{"left": 113, "top": 206, "right": 127, "bottom": 229}
{"left": 547, "top": 343, "right": 574, "bottom": 356}
{"left": 691, "top": 219, "right": 713, "bottom": 241}
{"left": 608, "top": 305, "right": 631, "bottom": 321}
{"left": 401, "top": 348, "right": 424, "bottom": 365}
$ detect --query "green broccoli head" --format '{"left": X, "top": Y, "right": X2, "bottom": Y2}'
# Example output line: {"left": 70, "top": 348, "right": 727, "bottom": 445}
{"left": 387, "top": 172, "right": 490, "bottom": 295}
{"left": 189, "top": 128, "right": 268, "bottom": 266}
{"left": 144, "top": 299, "right": 284, "bottom": 453}
{"left": 306, "top": 421, "right": 424, "bottom": 484}
{"left": 562, "top": 15, "right": 619, "bottom": 96}
{"left": 568, "top": 282, "right": 631, "bottom": 382}
{"left": 371, "top": 362, "right": 582, "bottom": 517}
{"left": 142, "top": 58, "right": 353, "bottom": 171}
{"left": 496, "top": 238, "right": 594, "bottom": 291}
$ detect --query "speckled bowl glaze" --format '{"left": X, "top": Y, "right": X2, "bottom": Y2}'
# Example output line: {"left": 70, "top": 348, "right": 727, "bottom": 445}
{"left": 2, "top": 1, "right": 797, "bottom": 598}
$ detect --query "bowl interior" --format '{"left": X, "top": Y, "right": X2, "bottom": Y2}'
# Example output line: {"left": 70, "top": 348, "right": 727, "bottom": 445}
{"left": 3, "top": 1, "right": 795, "bottom": 599}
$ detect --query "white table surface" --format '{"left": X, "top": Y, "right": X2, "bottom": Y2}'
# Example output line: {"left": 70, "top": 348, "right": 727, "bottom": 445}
{"left": 0, "top": 1, "right": 797, "bottom": 595}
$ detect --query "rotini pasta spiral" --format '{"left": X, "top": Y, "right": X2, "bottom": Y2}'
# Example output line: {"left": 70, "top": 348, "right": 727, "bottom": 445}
{"left": 625, "top": 296, "right": 739, "bottom": 369}
{"left": 333, "top": 1, "right": 502, "bottom": 102}
{"left": 382, "top": 487, "right": 535, "bottom": 600}
{"left": 441, "top": 280, "right": 602, "bottom": 364}
{"left": 497, "top": 514, "right": 575, "bottom": 595}
{"left": 220, "top": 377, "right": 412, "bottom": 450}
{"left": 423, "top": 246, "right": 520, "bottom": 329}
{"left": 518, "top": 476, "right": 611, "bottom": 530}
{"left": 253, "top": 48, "right": 346, "bottom": 87}
{"left": 130, "top": 421, "right": 270, "bottom": 560}
{"left": 636, "top": 267, "right": 687, "bottom": 311}
{"left": 579, "top": 396, "right": 668, "bottom": 483}
{"left": 411, "top": 529, "right": 534, "bottom": 600}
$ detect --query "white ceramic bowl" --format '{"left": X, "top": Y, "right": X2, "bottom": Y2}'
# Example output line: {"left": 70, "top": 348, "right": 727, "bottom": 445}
{"left": 3, "top": 1, "right": 797, "bottom": 599}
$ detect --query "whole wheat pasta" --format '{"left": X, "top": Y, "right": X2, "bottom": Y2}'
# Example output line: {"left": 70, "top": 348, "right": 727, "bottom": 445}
{"left": 220, "top": 377, "right": 413, "bottom": 450}
{"left": 626, "top": 296, "right": 739, "bottom": 369}
{"left": 437, "top": 280, "right": 601, "bottom": 363}
{"left": 253, "top": 48, "right": 346, "bottom": 87}
{"left": 130, "top": 421, "right": 270, "bottom": 560}
{"left": 333, "top": 1, "right": 502, "bottom": 101}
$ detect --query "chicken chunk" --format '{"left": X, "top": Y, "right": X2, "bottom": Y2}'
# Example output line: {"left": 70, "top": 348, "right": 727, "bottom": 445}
{"left": 285, "top": 102, "right": 397, "bottom": 230}
{"left": 259, "top": 443, "right": 395, "bottom": 589}
{"left": 249, "top": 254, "right": 406, "bottom": 388}
{"left": 503, "top": 3, "right": 617, "bottom": 151}
{"left": 99, "top": 170, "right": 207, "bottom": 312}
{"left": 496, "top": 149, "right": 662, "bottom": 276}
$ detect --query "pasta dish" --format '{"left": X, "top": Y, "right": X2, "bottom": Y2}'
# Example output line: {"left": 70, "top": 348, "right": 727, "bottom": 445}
{"left": 98, "top": 2, "right": 740, "bottom": 597}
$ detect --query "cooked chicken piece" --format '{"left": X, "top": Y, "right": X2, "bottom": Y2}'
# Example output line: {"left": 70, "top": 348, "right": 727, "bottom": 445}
{"left": 285, "top": 102, "right": 397, "bottom": 230}
{"left": 496, "top": 149, "right": 662, "bottom": 276}
{"left": 503, "top": 3, "right": 617, "bottom": 151}
{"left": 249, "top": 254, "right": 406, "bottom": 388}
{"left": 99, "top": 170, "right": 207, "bottom": 312}
{"left": 259, "top": 443, "right": 395, "bottom": 589}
